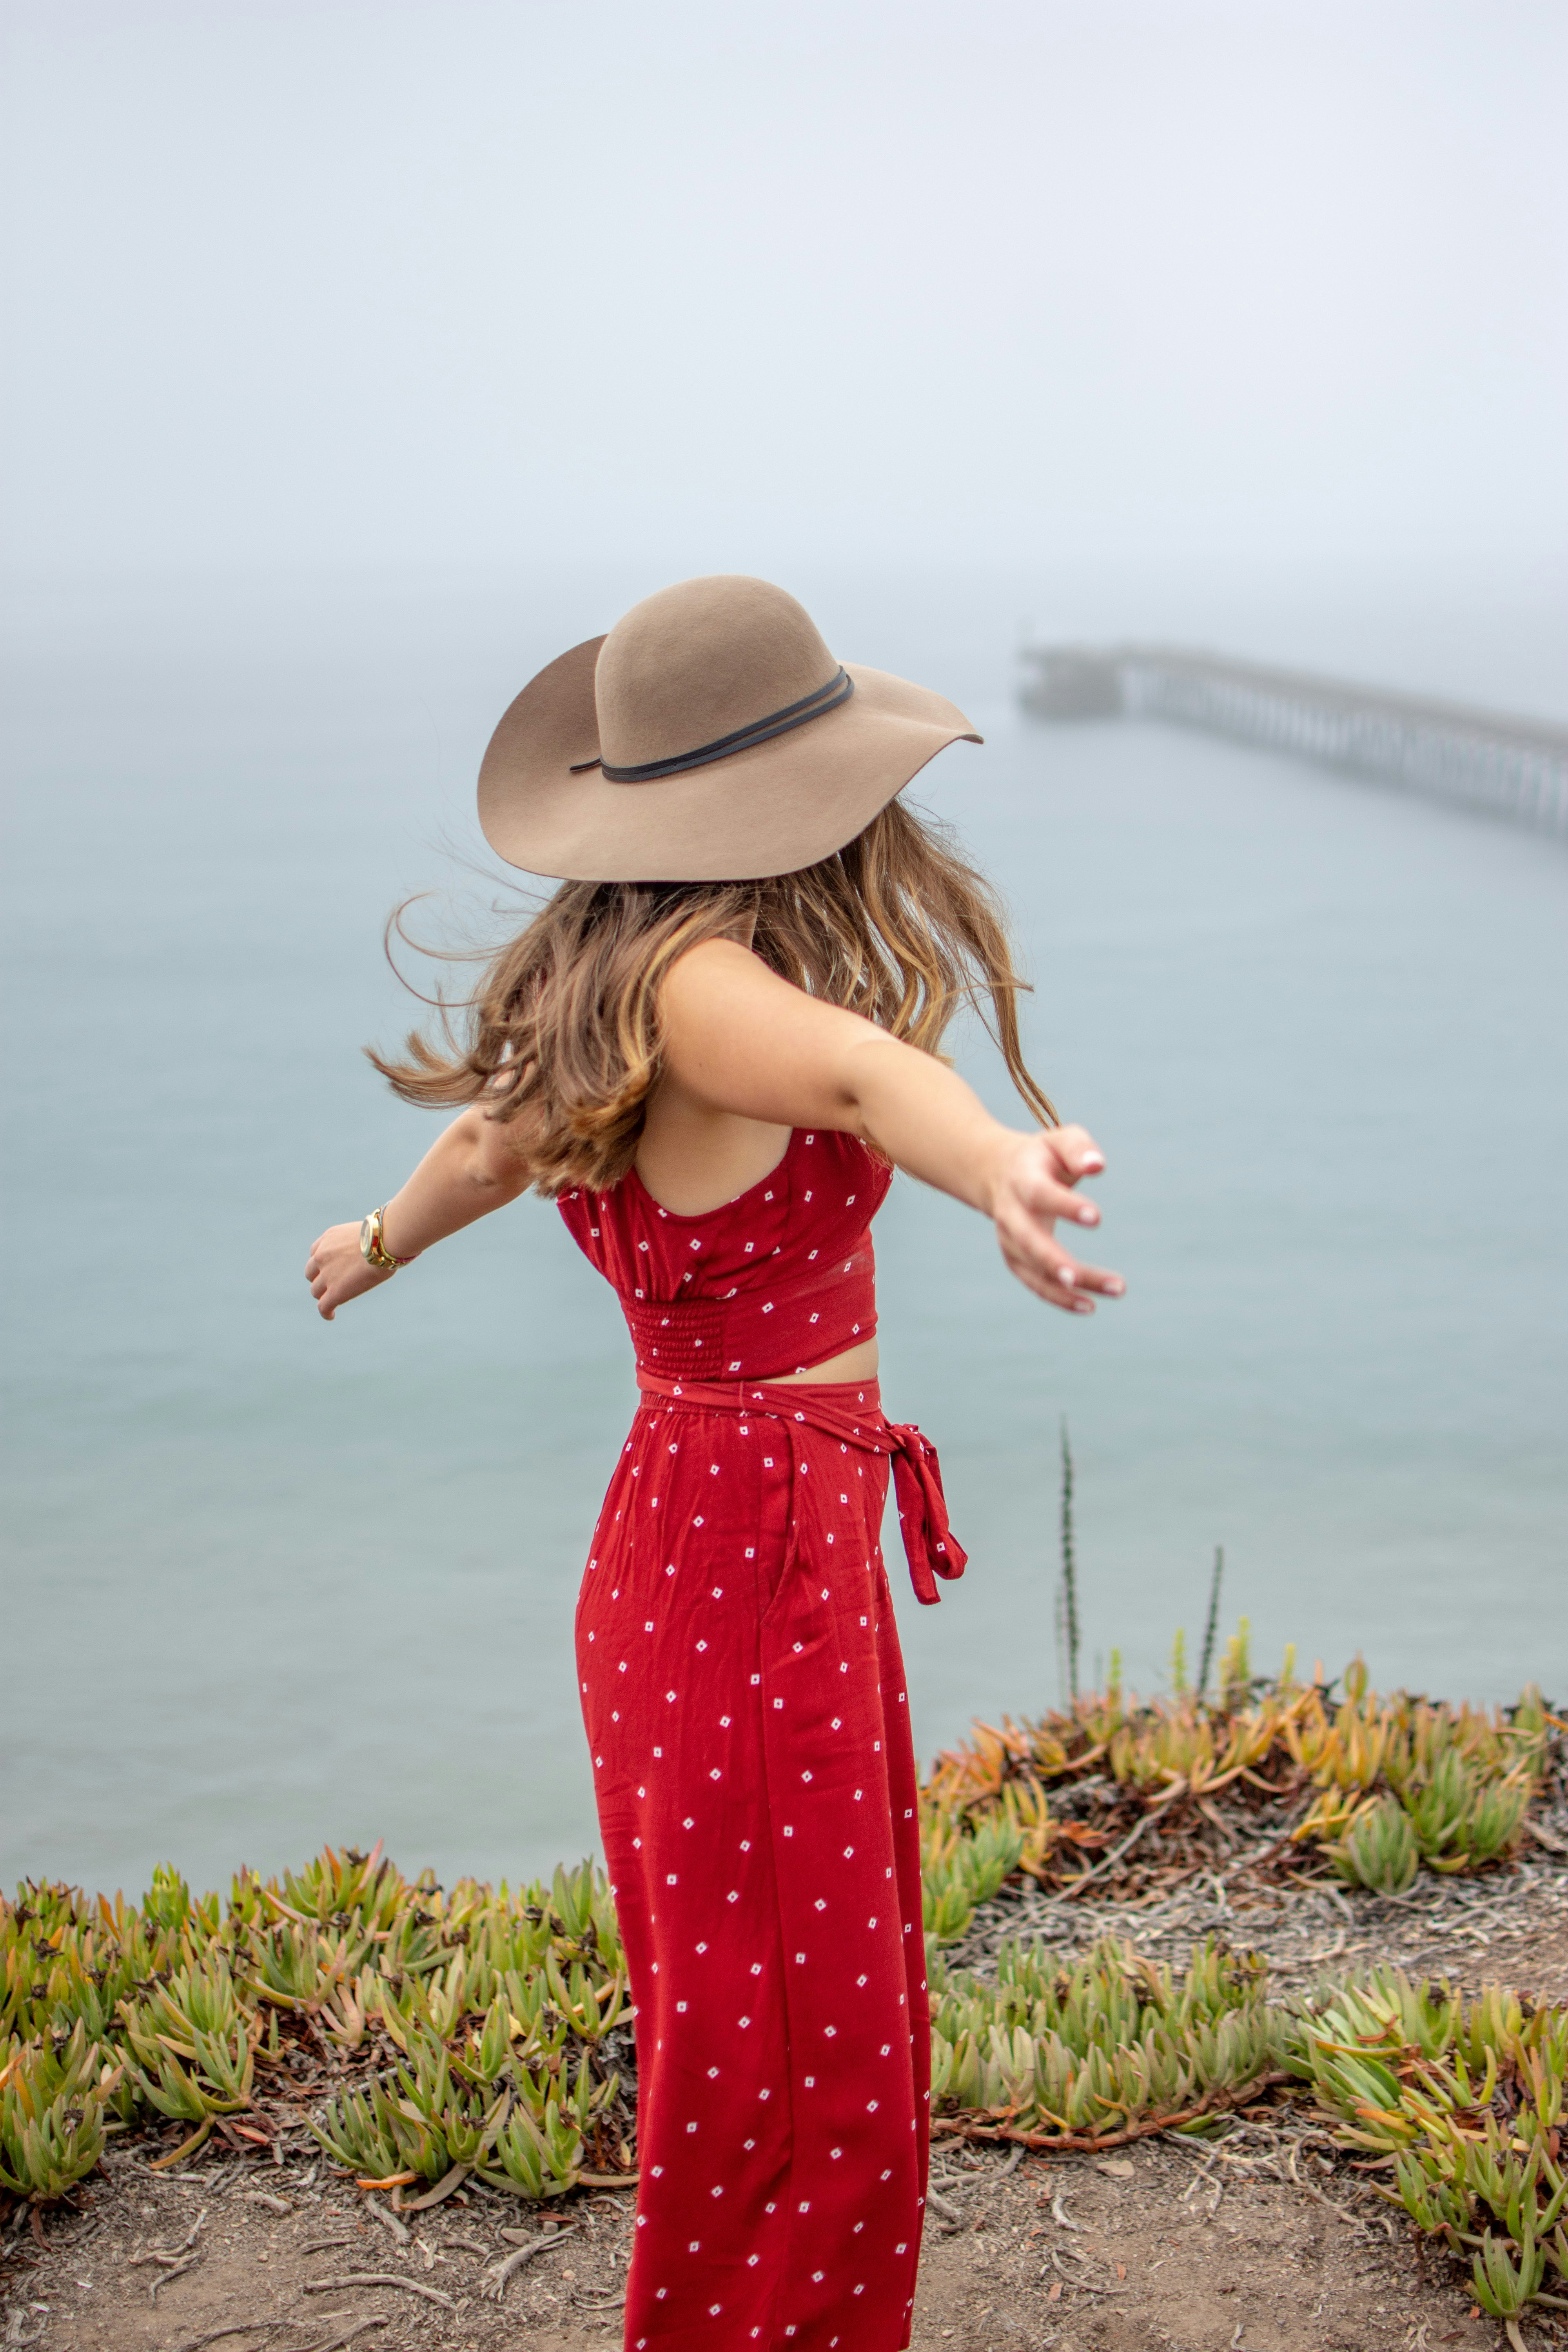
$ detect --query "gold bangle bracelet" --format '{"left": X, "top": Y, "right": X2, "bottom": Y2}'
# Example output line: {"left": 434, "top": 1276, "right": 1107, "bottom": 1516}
{"left": 359, "top": 1207, "right": 416, "bottom": 1272}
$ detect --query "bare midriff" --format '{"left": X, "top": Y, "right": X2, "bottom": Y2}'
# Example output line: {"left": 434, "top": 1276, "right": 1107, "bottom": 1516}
{"left": 769, "top": 1339, "right": 880, "bottom": 1387}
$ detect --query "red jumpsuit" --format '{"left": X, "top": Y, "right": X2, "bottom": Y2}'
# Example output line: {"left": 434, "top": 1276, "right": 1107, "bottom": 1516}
{"left": 559, "top": 1128, "right": 965, "bottom": 2352}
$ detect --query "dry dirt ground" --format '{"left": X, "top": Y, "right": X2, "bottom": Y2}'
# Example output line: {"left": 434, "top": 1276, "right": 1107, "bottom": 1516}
{"left": 12, "top": 1856, "right": 1568, "bottom": 2352}
{"left": 951, "top": 1840, "right": 1568, "bottom": 2007}
{"left": 0, "top": 2125, "right": 1540, "bottom": 2352}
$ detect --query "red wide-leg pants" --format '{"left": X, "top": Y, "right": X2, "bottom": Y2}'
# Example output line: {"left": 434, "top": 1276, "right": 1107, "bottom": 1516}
{"left": 575, "top": 1381, "right": 930, "bottom": 2351}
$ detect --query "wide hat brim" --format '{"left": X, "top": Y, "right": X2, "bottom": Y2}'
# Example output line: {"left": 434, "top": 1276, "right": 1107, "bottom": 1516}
{"left": 477, "top": 636, "right": 981, "bottom": 882}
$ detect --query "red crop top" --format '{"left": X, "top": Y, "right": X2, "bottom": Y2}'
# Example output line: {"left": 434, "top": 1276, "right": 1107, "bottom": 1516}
{"left": 557, "top": 1127, "right": 891, "bottom": 1383}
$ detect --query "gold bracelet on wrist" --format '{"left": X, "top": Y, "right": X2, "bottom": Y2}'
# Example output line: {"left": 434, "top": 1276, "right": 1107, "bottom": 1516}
{"left": 359, "top": 1207, "right": 416, "bottom": 1272}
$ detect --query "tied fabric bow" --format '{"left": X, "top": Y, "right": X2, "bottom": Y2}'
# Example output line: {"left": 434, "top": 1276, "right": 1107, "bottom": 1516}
{"left": 635, "top": 1370, "right": 969, "bottom": 1607}
{"left": 885, "top": 1422, "right": 968, "bottom": 1606}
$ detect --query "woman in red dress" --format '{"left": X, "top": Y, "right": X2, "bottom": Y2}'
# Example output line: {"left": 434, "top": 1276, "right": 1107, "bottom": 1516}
{"left": 306, "top": 576, "right": 1122, "bottom": 2350}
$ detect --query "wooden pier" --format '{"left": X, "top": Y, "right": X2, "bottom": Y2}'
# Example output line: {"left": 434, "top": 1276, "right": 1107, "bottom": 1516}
{"left": 1020, "top": 643, "right": 1568, "bottom": 837}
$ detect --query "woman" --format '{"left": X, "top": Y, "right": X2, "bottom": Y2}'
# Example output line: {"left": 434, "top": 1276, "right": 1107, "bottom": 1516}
{"left": 306, "top": 575, "right": 1121, "bottom": 2351}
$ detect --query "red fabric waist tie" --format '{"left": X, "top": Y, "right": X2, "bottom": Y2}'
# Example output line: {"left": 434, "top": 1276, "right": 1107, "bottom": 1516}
{"left": 635, "top": 1370, "right": 968, "bottom": 1608}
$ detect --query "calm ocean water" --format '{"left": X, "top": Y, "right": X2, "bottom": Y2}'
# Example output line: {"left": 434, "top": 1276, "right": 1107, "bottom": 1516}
{"left": 4, "top": 565, "right": 1565, "bottom": 1900}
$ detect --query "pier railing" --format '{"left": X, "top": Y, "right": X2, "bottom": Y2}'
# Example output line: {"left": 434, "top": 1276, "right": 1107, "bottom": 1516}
{"left": 1020, "top": 644, "right": 1568, "bottom": 837}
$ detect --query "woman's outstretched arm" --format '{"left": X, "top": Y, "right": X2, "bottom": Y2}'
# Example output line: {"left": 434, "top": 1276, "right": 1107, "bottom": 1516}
{"left": 659, "top": 940, "right": 1123, "bottom": 1314}
{"left": 305, "top": 1102, "right": 533, "bottom": 1321}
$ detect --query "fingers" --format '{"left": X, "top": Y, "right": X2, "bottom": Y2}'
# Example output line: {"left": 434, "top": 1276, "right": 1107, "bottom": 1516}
{"left": 1002, "top": 1245, "right": 1095, "bottom": 1313}
{"left": 307, "top": 1248, "right": 396, "bottom": 1322}
{"left": 1014, "top": 1131, "right": 1105, "bottom": 1225}
{"left": 995, "top": 1131, "right": 1120, "bottom": 1309}
{"left": 1053, "top": 1251, "right": 1123, "bottom": 1297}
{"left": 1005, "top": 1248, "right": 1121, "bottom": 1314}
{"left": 1019, "top": 1171, "right": 1102, "bottom": 1227}
{"left": 1031, "top": 1246, "right": 1124, "bottom": 1311}
{"left": 1048, "top": 1123, "right": 1104, "bottom": 1180}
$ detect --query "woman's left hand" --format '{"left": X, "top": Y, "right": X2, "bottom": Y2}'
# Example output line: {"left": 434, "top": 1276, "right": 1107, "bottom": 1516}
{"left": 306, "top": 1222, "right": 395, "bottom": 1321}
{"left": 989, "top": 1126, "right": 1125, "bottom": 1313}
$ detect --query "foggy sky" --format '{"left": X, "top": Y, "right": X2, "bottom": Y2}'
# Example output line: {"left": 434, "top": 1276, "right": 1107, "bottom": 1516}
{"left": 2, "top": 0, "right": 1566, "bottom": 582}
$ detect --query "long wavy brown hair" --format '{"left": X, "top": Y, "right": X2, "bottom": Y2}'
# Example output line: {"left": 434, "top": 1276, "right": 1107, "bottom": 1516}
{"left": 371, "top": 797, "right": 1056, "bottom": 1196}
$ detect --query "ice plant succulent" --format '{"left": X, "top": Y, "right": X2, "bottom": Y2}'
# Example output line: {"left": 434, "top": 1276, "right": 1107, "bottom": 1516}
{"left": 928, "top": 1935, "right": 1285, "bottom": 2148}
{"left": 0, "top": 1846, "right": 633, "bottom": 2202}
{"left": 920, "top": 1646, "right": 1552, "bottom": 1919}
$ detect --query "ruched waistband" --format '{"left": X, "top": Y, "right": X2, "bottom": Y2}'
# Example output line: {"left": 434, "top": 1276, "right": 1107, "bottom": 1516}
{"left": 635, "top": 1369, "right": 967, "bottom": 1608}
{"left": 620, "top": 1238, "right": 878, "bottom": 1383}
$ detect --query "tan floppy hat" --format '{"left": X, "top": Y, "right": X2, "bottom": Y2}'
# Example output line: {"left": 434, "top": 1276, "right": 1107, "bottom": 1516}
{"left": 476, "top": 574, "right": 981, "bottom": 882}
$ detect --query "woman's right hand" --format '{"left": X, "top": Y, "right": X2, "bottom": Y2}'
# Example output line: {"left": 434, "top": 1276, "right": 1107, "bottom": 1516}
{"left": 306, "top": 1222, "right": 395, "bottom": 1321}
{"left": 990, "top": 1126, "right": 1125, "bottom": 1314}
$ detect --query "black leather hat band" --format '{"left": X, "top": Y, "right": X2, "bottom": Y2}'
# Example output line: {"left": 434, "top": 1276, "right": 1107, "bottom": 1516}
{"left": 571, "top": 668, "right": 854, "bottom": 784}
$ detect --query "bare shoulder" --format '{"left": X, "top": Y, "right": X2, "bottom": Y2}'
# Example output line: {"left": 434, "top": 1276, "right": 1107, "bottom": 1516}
{"left": 661, "top": 936, "right": 790, "bottom": 1009}
{"left": 661, "top": 938, "right": 849, "bottom": 1034}
{"left": 658, "top": 939, "right": 891, "bottom": 1128}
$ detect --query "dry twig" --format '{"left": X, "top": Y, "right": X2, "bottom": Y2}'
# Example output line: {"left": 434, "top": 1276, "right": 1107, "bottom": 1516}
{"left": 1048, "top": 2244, "right": 1128, "bottom": 2297}
{"left": 483, "top": 2222, "right": 580, "bottom": 2301}
{"left": 129, "top": 2207, "right": 208, "bottom": 2266}
{"left": 360, "top": 2195, "right": 409, "bottom": 2248}
{"left": 299, "top": 2320, "right": 391, "bottom": 2352}
{"left": 169, "top": 2326, "right": 294, "bottom": 2351}
{"left": 301, "top": 2272, "right": 455, "bottom": 2309}
{"left": 149, "top": 2250, "right": 202, "bottom": 2304}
